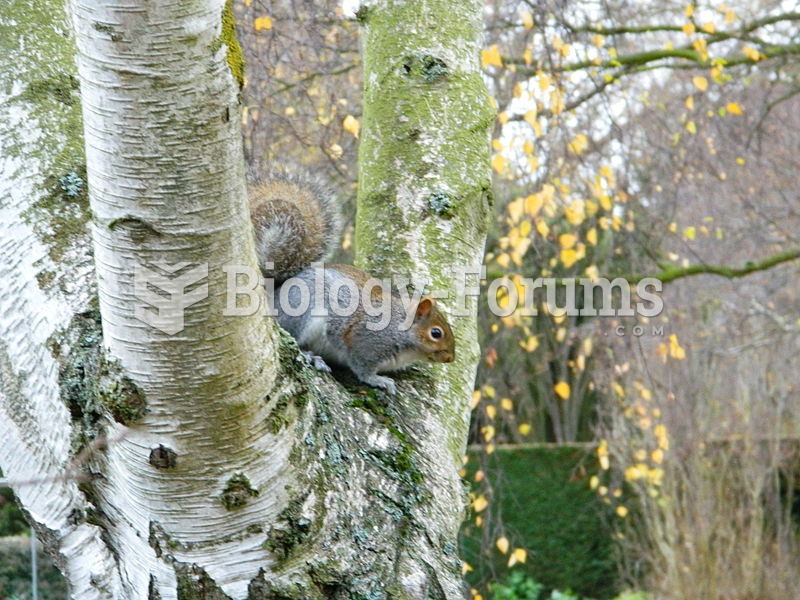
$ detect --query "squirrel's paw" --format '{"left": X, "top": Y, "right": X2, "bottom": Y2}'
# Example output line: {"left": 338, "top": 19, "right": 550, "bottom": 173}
{"left": 303, "top": 351, "right": 332, "bottom": 373}
{"left": 361, "top": 374, "right": 398, "bottom": 396}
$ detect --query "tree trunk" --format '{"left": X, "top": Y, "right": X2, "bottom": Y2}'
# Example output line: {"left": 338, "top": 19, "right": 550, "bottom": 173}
{"left": 0, "top": 0, "right": 491, "bottom": 597}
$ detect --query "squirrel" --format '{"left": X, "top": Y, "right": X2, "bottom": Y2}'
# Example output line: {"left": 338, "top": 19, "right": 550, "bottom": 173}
{"left": 249, "top": 168, "right": 455, "bottom": 395}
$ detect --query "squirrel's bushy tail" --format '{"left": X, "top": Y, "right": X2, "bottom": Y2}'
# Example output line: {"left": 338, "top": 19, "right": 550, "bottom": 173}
{"left": 249, "top": 166, "right": 341, "bottom": 282}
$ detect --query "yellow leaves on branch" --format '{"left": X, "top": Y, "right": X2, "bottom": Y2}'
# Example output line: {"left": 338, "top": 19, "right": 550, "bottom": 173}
{"left": 726, "top": 102, "right": 743, "bottom": 115}
{"left": 481, "top": 45, "right": 503, "bottom": 68}
{"left": 597, "top": 439, "right": 610, "bottom": 470}
{"left": 472, "top": 495, "right": 489, "bottom": 513}
{"left": 742, "top": 45, "right": 764, "bottom": 62}
{"left": 692, "top": 76, "right": 709, "bottom": 92}
{"left": 521, "top": 11, "right": 534, "bottom": 30}
{"left": 254, "top": 15, "right": 273, "bottom": 31}
{"left": 342, "top": 115, "right": 359, "bottom": 138}
{"left": 491, "top": 154, "right": 507, "bottom": 175}
{"left": 508, "top": 548, "right": 527, "bottom": 567}
{"left": 496, "top": 536, "right": 509, "bottom": 554}
{"left": 658, "top": 334, "right": 686, "bottom": 361}
{"left": 568, "top": 133, "right": 589, "bottom": 155}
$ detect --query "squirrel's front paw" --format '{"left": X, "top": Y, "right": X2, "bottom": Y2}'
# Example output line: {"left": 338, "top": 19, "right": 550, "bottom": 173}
{"left": 303, "top": 351, "right": 332, "bottom": 373}
{"left": 361, "top": 374, "right": 397, "bottom": 395}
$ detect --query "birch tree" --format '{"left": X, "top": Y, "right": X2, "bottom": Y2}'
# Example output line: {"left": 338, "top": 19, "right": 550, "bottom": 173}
{"left": 0, "top": 0, "right": 492, "bottom": 598}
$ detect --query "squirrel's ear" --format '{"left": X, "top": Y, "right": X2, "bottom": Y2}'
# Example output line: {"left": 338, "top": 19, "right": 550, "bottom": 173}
{"left": 415, "top": 297, "right": 435, "bottom": 319}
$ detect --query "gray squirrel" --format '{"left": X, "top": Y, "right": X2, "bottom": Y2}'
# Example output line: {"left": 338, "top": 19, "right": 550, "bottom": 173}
{"left": 249, "top": 169, "right": 455, "bottom": 394}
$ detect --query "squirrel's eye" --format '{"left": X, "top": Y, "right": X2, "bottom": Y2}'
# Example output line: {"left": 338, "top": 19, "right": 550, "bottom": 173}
{"left": 430, "top": 327, "right": 443, "bottom": 340}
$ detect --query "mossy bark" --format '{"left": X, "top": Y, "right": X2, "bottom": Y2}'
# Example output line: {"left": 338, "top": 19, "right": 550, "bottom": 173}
{"left": 356, "top": 0, "right": 494, "bottom": 597}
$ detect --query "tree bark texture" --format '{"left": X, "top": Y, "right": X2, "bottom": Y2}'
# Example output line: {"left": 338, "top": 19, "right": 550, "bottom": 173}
{"left": 1, "top": 0, "right": 492, "bottom": 598}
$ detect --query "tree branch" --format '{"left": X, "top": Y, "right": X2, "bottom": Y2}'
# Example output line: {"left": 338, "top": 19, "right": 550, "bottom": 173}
{"left": 620, "top": 248, "right": 800, "bottom": 284}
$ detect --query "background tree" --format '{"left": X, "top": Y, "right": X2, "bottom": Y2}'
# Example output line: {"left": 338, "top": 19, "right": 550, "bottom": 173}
{"left": 0, "top": 0, "right": 491, "bottom": 598}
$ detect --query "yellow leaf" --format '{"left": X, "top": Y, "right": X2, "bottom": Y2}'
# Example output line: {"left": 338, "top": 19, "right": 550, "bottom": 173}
{"left": 684, "top": 4, "right": 694, "bottom": 18}
{"left": 560, "top": 248, "right": 578, "bottom": 268}
{"left": 507, "top": 197, "right": 524, "bottom": 222}
{"left": 568, "top": 133, "right": 589, "bottom": 155}
{"left": 523, "top": 109, "right": 537, "bottom": 127}
{"left": 692, "top": 38, "right": 707, "bottom": 56}
{"left": 254, "top": 15, "right": 273, "bottom": 30}
{"left": 462, "top": 562, "right": 473, "bottom": 575}
{"left": 485, "top": 404, "right": 496, "bottom": 420}
{"left": 519, "top": 220, "right": 532, "bottom": 237}
{"left": 496, "top": 536, "right": 510, "bottom": 554}
{"left": 538, "top": 72, "right": 552, "bottom": 91}
{"left": 536, "top": 219, "right": 550, "bottom": 238}
{"left": 724, "top": 9, "right": 736, "bottom": 24}
{"left": 520, "top": 335, "right": 539, "bottom": 352}
{"left": 481, "top": 425, "right": 495, "bottom": 443}
{"left": 521, "top": 11, "right": 534, "bottom": 29}
{"left": 484, "top": 385, "right": 496, "bottom": 398}
{"left": 685, "top": 121, "right": 697, "bottom": 134}
{"left": 616, "top": 505, "right": 628, "bottom": 517}
{"left": 685, "top": 95, "right": 695, "bottom": 110}
{"left": 651, "top": 448, "right": 664, "bottom": 464}
{"left": 692, "top": 76, "right": 708, "bottom": 92}
{"left": 523, "top": 49, "right": 533, "bottom": 66}
{"left": 518, "top": 423, "right": 532, "bottom": 436}
{"left": 701, "top": 22, "right": 716, "bottom": 33}
{"left": 481, "top": 45, "right": 503, "bottom": 68}
{"left": 742, "top": 45, "right": 762, "bottom": 61}
{"left": 497, "top": 111, "right": 509, "bottom": 125}
{"left": 491, "top": 154, "right": 507, "bottom": 175}
{"left": 669, "top": 334, "right": 686, "bottom": 360}
{"left": 590, "top": 475, "right": 599, "bottom": 489}
{"left": 525, "top": 194, "right": 544, "bottom": 217}
{"left": 584, "top": 265, "right": 600, "bottom": 280}
{"left": 509, "top": 548, "right": 527, "bottom": 567}
{"left": 683, "top": 226, "right": 696, "bottom": 240}
{"left": 342, "top": 115, "right": 360, "bottom": 138}
{"left": 726, "top": 102, "right": 743, "bottom": 115}
{"left": 471, "top": 390, "right": 481, "bottom": 410}
{"left": 565, "top": 198, "right": 586, "bottom": 225}
{"left": 501, "top": 398, "right": 513, "bottom": 411}
{"left": 558, "top": 233, "right": 577, "bottom": 249}
{"left": 554, "top": 381, "right": 571, "bottom": 399}
{"left": 682, "top": 22, "right": 696, "bottom": 36}
{"left": 586, "top": 227, "right": 598, "bottom": 246}
{"left": 519, "top": 141, "right": 534, "bottom": 157}
{"left": 472, "top": 495, "right": 489, "bottom": 513}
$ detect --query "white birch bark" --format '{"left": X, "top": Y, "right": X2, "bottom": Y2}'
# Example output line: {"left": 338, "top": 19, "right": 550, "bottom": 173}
{"left": 1, "top": 0, "right": 490, "bottom": 598}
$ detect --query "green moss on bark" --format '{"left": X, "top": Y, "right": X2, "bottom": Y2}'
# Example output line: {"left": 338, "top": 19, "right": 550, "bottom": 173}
{"left": 214, "top": 0, "right": 245, "bottom": 89}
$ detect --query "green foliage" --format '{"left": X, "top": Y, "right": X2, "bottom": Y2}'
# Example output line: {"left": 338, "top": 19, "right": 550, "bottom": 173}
{"left": 0, "top": 539, "right": 68, "bottom": 599}
{"left": 461, "top": 446, "right": 618, "bottom": 598}
{"left": 0, "top": 489, "right": 28, "bottom": 538}
{"left": 490, "top": 571, "right": 544, "bottom": 599}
